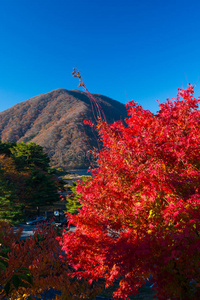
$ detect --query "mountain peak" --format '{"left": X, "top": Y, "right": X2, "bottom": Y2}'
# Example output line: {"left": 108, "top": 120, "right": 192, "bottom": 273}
{"left": 0, "top": 90, "right": 127, "bottom": 169}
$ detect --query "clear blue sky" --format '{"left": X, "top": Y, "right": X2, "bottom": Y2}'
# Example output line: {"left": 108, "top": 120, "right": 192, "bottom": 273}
{"left": 0, "top": 0, "right": 200, "bottom": 113}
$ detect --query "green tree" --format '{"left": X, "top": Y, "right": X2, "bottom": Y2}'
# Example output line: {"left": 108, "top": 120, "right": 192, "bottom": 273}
{"left": 24, "top": 169, "right": 61, "bottom": 214}
{"left": 0, "top": 167, "right": 23, "bottom": 223}
{"left": 0, "top": 140, "right": 14, "bottom": 156}
{"left": 10, "top": 142, "right": 50, "bottom": 172}
{"left": 66, "top": 182, "right": 82, "bottom": 214}
{"left": 65, "top": 176, "right": 88, "bottom": 214}
{"left": 0, "top": 142, "right": 63, "bottom": 221}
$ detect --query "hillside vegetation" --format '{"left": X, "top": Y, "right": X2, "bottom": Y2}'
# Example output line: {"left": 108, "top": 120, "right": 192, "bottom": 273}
{"left": 0, "top": 89, "right": 127, "bottom": 169}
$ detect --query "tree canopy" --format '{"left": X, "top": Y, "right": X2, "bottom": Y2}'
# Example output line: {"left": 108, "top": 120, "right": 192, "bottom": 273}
{"left": 0, "top": 142, "right": 63, "bottom": 223}
{"left": 10, "top": 142, "right": 50, "bottom": 172}
{"left": 60, "top": 85, "right": 200, "bottom": 299}
{"left": 0, "top": 220, "right": 102, "bottom": 299}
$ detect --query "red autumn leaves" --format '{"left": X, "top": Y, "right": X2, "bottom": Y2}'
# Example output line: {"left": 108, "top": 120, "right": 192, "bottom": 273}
{"left": 60, "top": 84, "right": 200, "bottom": 299}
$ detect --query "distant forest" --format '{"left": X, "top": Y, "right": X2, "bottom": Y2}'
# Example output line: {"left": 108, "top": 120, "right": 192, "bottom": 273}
{"left": 0, "top": 89, "right": 127, "bottom": 169}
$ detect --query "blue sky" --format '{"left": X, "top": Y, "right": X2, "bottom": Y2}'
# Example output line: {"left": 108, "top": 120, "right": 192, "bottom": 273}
{"left": 0, "top": 0, "right": 200, "bottom": 113}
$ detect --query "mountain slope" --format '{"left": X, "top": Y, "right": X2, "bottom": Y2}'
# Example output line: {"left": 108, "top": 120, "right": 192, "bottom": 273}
{"left": 0, "top": 89, "right": 127, "bottom": 169}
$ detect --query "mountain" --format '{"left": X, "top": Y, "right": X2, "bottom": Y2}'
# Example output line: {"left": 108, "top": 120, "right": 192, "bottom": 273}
{"left": 0, "top": 89, "right": 127, "bottom": 169}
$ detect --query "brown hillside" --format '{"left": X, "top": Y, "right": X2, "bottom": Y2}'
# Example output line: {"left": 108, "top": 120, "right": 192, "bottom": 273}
{"left": 0, "top": 89, "right": 127, "bottom": 169}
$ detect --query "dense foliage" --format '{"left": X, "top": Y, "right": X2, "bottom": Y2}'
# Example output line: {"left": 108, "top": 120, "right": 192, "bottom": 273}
{"left": 65, "top": 176, "right": 89, "bottom": 214}
{"left": 0, "top": 142, "right": 63, "bottom": 223}
{"left": 0, "top": 220, "right": 102, "bottom": 299}
{"left": 60, "top": 85, "right": 200, "bottom": 299}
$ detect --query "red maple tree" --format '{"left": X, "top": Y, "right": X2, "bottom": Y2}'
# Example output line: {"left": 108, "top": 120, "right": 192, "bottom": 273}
{"left": 60, "top": 84, "right": 200, "bottom": 299}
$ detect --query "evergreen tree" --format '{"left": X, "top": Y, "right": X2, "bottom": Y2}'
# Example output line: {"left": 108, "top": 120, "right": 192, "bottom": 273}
{"left": 0, "top": 142, "right": 63, "bottom": 221}
{"left": 24, "top": 169, "right": 61, "bottom": 213}
{"left": 0, "top": 140, "right": 14, "bottom": 156}
{"left": 0, "top": 168, "right": 23, "bottom": 223}
{"left": 10, "top": 142, "right": 50, "bottom": 172}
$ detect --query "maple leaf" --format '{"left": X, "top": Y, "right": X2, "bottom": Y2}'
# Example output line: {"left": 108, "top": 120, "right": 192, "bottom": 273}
{"left": 61, "top": 84, "right": 200, "bottom": 299}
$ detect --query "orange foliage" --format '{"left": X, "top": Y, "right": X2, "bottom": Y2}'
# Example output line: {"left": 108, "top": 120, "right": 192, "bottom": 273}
{"left": 0, "top": 221, "right": 102, "bottom": 299}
